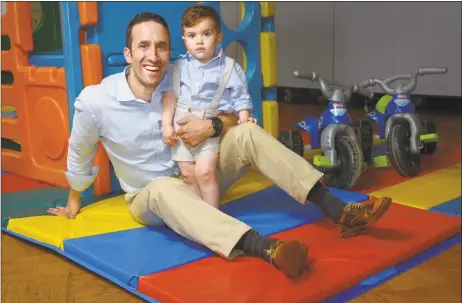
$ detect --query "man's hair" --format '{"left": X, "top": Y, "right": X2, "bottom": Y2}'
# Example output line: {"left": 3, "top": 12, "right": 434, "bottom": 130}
{"left": 181, "top": 5, "right": 221, "bottom": 33}
{"left": 126, "top": 12, "right": 170, "bottom": 49}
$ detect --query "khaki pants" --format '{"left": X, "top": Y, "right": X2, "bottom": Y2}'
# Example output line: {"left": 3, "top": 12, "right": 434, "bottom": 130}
{"left": 125, "top": 123, "right": 323, "bottom": 259}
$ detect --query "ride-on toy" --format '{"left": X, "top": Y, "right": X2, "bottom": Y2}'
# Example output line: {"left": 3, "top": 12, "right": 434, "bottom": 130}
{"left": 353, "top": 67, "right": 448, "bottom": 177}
{"left": 278, "top": 71, "right": 374, "bottom": 189}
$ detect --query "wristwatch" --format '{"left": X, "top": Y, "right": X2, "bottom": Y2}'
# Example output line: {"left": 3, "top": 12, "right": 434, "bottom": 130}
{"left": 210, "top": 117, "right": 223, "bottom": 138}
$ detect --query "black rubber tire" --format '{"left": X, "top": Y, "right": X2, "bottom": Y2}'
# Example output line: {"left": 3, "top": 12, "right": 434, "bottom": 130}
{"left": 323, "top": 136, "right": 364, "bottom": 189}
{"left": 421, "top": 120, "right": 437, "bottom": 155}
{"left": 387, "top": 123, "right": 420, "bottom": 177}
{"left": 353, "top": 119, "right": 374, "bottom": 163}
{"left": 278, "top": 130, "right": 304, "bottom": 157}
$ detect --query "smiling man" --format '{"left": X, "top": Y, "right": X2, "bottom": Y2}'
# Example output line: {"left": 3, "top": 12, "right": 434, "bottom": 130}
{"left": 48, "top": 10, "right": 392, "bottom": 279}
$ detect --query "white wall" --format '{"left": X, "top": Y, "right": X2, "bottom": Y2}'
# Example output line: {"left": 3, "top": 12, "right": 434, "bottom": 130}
{"left": 276, "top": 2, "right": 462, "bottom": 97}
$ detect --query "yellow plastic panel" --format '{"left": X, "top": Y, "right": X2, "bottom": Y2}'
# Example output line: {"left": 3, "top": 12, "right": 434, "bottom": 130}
{"left": 260, "top": 2, "right": 275, "bottom": 17}
{"left": 370, "top": 164, "right": 462, "bottom": 209}
{"left": 262, "top": 100, "right": 279, "bottom": 138}
{"left": 7, "top": 195, "right": 144, "bottom": 249}
{"left": 261, "top": 32, "right": 277, "bottom": 87}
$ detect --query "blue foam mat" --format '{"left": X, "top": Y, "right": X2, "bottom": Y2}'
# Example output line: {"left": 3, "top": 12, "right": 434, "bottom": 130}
{"left": 63, "top": 186, "right": 369, "bottom": 289}
{"left": 430, "top": 197, "right": 461, "bottom": 217}
{"left": 1, "top": 228, "right": 160, "bottom": 303}
{"left": 324, "top": 233, "right": 461, "bottom": 303}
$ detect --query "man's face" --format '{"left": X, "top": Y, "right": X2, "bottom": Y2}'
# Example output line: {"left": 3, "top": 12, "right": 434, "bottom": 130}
{"left": 124, "top": 21, "right": 170, "bottom": 90}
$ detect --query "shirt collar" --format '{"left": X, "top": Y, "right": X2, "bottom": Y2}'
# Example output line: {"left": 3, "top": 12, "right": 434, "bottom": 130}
{"left": 181, "top": 47, "right": 225, "bottom": 67}
{"left": 115, "top": 66, "right": 166, "bottom": 103}
{"left": 116, "top": 67, "right": 137, "bottom": 102}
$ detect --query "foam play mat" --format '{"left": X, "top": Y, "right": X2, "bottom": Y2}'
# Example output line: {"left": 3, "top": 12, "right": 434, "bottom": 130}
{"left": 1, "top": 145, "right": 461, "bottom": 303}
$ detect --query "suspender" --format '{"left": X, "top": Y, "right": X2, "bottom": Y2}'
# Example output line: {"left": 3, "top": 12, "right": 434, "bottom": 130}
{"left": 172, "top": 57, "right": 235, "bottom": 110}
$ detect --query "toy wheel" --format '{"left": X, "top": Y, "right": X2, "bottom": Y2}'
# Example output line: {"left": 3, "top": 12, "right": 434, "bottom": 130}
{"left": 278, "top": 130, "right": 304, "bottom": 157}
{"left": 421, "top": 120, "right": 437, "bottom": 155}
{"left": 353, "top": 119, "right": 373, "bottom": 163}
{"left": 387, "top": 123, "right": 420, "bottom": 177}
{"left": 323, "top": 136, "right": 363, "bottom": 189}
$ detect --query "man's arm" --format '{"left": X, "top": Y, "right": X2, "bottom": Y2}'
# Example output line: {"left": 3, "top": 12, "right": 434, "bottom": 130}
{"left": 48, "top": 95, "right": 101, "bottom": 218}
{"left": 218, "top": 112, "right": 238, "bottom": 136}
{"left": 176, "top": 113, "right": 238, "bottom": 148}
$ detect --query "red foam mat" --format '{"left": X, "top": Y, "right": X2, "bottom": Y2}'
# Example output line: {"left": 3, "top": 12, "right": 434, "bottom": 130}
{"left": 1, "top": 174, "right": 51, "bottom": 194}
{"left": 138, "top": 202, "right": 461, "bottom": 303}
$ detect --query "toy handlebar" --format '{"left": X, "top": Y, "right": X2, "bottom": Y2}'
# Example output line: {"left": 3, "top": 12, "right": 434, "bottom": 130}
{"left": 418, "top": 67, "right": 448, "bottom": 75}
{"left": 293, "top": 70, "right": 352, "bottom": 102}
{"left": 352, "top": 85, "right": 375, "bottom": 99}
{"left": 356, "top": 67, "right": 448, "bottom": 94}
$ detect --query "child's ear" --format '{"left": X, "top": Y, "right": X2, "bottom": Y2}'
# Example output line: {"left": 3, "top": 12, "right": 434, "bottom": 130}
{"left": 217, "top": 32, "right": 223, "bottom": 44}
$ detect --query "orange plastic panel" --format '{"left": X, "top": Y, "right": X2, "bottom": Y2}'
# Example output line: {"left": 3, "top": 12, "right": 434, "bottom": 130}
{"left": 78, "top": 2, "right": 98, "bottom": 26}
{"left": 1, "top": 118, "right": 21, "bottom": 142}
{"left": 1, "top": 2, "right": 70, "bottom": 188}
{"left": 80, "top": 44, "right": 103, "bottom": 87}
{"left": 80, "top": 44, "right": 111, "bottom": 196}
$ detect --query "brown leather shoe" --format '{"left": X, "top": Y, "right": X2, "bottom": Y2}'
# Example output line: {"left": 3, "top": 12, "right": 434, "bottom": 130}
{"left": 336, "top": 196, "right": 392, "bottom": 238}
{"left": 265, "top": 240, "right": 309, "bottom": 278}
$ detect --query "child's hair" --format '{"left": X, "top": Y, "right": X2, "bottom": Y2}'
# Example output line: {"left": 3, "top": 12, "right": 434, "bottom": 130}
{"left": 181, "top": 5, "right": 221, "bottom": 33}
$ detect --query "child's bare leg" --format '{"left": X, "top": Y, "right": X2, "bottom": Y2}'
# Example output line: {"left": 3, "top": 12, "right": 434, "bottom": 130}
{"left": 195, "top": 153, "right": 220, "bottom": 208}
{"left": 177, "top": 161, "right": 202, "bottom": 198}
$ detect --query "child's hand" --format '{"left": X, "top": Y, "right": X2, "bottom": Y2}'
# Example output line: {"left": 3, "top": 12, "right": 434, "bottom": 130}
{"left": 245, "top": 117, "right": 258, "bottom": 124}
{"left": 238, "top": 110, "right": 256, "bottom": 124}
{"left": 163, "top": 125, "right": 178, "bottom": 146}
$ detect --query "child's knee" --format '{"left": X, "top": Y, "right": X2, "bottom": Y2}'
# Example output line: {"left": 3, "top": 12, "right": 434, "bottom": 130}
{"left": 195, "top": 166, "right": 216, "bottom": 184}
{"left": 179, "top": 165, "right": 196, "bottom": 184}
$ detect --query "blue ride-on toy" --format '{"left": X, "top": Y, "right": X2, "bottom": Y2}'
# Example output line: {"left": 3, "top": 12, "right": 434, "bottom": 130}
{"left": 353, "top": 67, "right": 448, "bottom": 177}
{"left": 278, "top": 71, "right": 374, "bottom": 189}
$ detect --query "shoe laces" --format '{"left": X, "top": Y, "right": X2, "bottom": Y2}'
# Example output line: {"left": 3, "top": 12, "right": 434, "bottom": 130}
{"left": 344, "top": 203, "right": 364, "bottom": 213}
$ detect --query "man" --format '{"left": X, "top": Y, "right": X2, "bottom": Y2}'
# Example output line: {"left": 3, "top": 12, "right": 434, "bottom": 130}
{"left": 48, "top": 11, "right": 391, "bottom": 279}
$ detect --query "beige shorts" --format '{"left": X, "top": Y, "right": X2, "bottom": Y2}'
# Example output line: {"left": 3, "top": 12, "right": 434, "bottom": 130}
{"left": 171, "top": 103, "right": 221, "bottom": 162}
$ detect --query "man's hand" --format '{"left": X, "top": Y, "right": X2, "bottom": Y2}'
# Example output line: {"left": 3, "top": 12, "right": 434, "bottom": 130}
{"left": 47, "top": 189, "right": 81, "bottom": 219}
{"left": 176, "top": 116, "right": 214, "bottom": 148}
{"left": 162, "top": 124, "right": 178, "bottom": 147}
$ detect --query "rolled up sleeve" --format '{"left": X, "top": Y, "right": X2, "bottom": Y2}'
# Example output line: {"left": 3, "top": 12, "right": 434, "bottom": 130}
{"left": 64, "top": 95, "right": 101, "bottom": 192}
{"left": 228, "top": 63, "right": 253, "bottom": 112}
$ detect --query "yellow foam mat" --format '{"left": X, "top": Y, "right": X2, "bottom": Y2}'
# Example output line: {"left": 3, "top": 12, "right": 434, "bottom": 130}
{"left": 370, "top": 163, "right": 462, "bottom": 209}
{"left": 1, "top": 105, "right": 16, "bottom": 112}
{"left": 7, "top": 196, "right": 144, "bottom": 249}
{"left": 7, "top": 169, "right": 273, "bottom": 248}
{"left": 222, "top": 168, "right": 273, "bottom": 204}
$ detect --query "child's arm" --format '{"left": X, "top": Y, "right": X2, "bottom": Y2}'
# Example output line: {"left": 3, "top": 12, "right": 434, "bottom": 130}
{"left": 162, "top": 91, "right": 175, "bottom": 126}
{"left": 238, "top": 109, "right": 251, "bottom": 124}
{"left": 162, "top": 91, "right": 178, "bottom": 146}
{"left": 228, "top": 62, "right": 254, "bottom": 122}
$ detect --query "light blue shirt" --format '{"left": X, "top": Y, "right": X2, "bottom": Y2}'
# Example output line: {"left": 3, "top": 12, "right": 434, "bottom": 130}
{"left": 176, "top": 48, "right": 253, "bottom": 113}
{"left": 64, "top": 67, "right": 179, "bottom": 193}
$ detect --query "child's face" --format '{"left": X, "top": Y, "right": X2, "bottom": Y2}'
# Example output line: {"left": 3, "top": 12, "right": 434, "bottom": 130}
{"left": 182, "top": 17, "right": 222, "bottom": 64}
